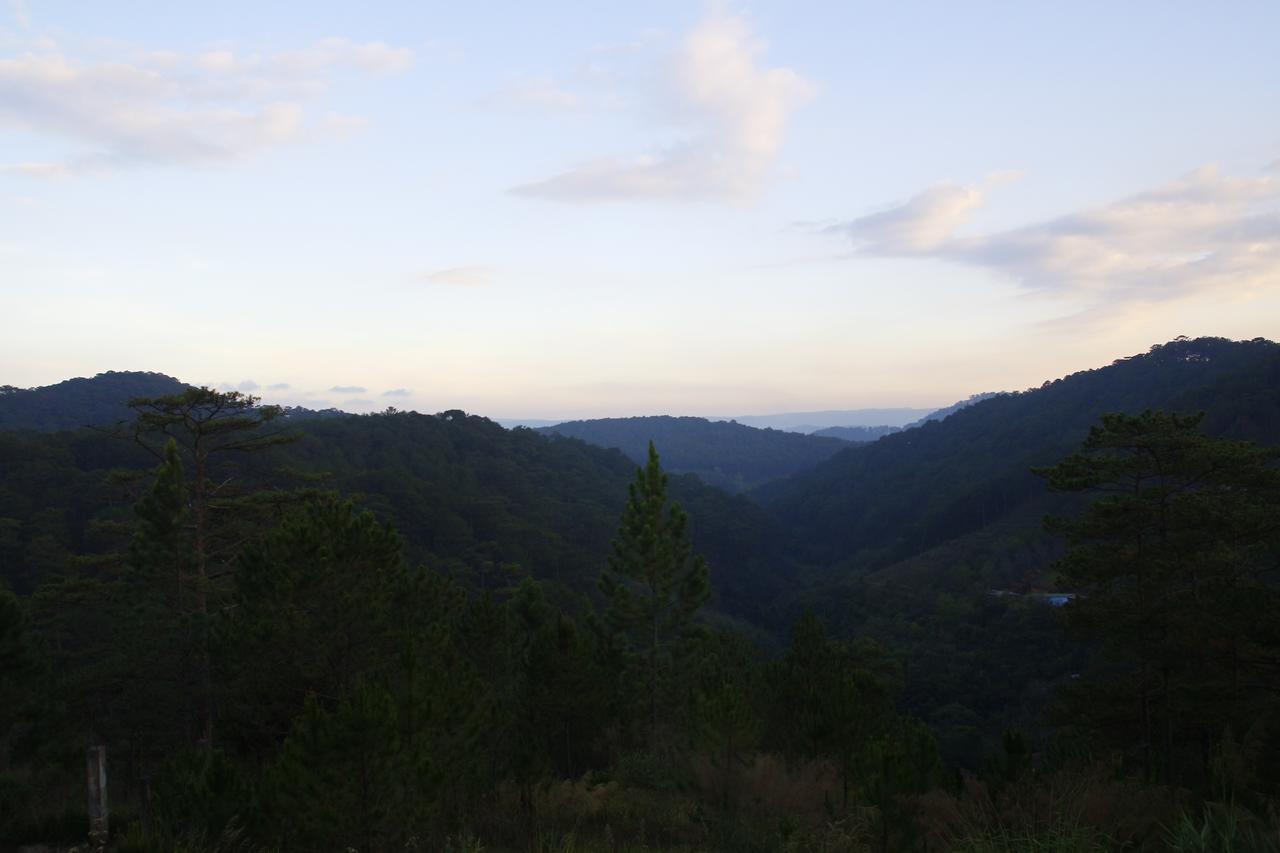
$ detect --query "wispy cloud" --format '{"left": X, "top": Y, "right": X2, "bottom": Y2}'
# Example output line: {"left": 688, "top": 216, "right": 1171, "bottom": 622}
{"left": 0, "top": 35, "right": 412, "bottom": 176}
{"left": 214, "top": 379, "right": 261, "bottom": 392}
{"left": 486, "top": 74, "right": 582, "bottom": 112}
{"left": 330, "top": 385, "right": 367, "bottom": 394}
{"left": 829, "top": 165, "right": 1280, "bottom": 304}
{"left": 267, "top": 382, "right": 291, "bottom": 391}
{"left": 382, "top": 388, "right": 411, "bottom": 397}
{"left": 511, "top": 7, "right": 812, "bottom": 203}
{"left": 6, "top": 0, "right": 29, "bottom": 30}
{"left": 422, "top": 265, "right": 493, "bottom": 285}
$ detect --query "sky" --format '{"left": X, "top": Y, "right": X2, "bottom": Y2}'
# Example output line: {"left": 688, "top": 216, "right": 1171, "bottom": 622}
{"left": 2, "top": 1, "right": 1278, "bottom": 419}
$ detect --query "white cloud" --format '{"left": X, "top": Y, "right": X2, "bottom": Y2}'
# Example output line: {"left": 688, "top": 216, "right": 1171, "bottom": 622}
{"left": 382, "top": 388, "right": 411, "bottom": 397}
{"left": 271, "top": 37, "right": 413, "bottom": 75}
{"left": 330, "top": 385, "right": 367, "bottom": 394}
{"left": 490, "top": 74, "right": 582, "bottom": 111}
{"left": 838, "top": 182, "right": 984, "bottom": 253}
{"left": 7, "top": 0, "right": 29, "bottom": 30}
{"left": 833, "top": 165, "right": 1280, "bottom": 303}
{"left": 0, "top": 35, "right": 411, "bottom": 175}
{"left": 1, "top": 160, "right": 77, "bottom": 178}
{"left": 512, "top": 8, "right": 812, "bottom": 203}
{"left": 422, "top": 265, "right": 493, "bottom": 285}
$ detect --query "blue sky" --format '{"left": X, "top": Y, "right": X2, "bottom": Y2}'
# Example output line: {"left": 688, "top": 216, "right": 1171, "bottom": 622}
{"left": 3, "top": 1, "right": 1278, "bottom": 418}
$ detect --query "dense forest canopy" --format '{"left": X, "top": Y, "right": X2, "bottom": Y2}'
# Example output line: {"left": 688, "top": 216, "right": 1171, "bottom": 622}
{"left": 0, "top": 371, "right": 189, "bottom": 432}
{"left": 759, "top": 336, "right": 1280, "bottom": 572}
{"left": 1, "top": 336, "right": 1279, "bottom": 852}
{"left": 810, "top": 424, "right": 903, "bottom": 442}
{"left": 539, "top": 416, "right": 849, "bottom": 492}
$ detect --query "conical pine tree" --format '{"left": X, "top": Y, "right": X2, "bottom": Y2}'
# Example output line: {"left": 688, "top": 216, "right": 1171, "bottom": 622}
{"left": 599, "top": 441, "right": 710, "bottom": 751}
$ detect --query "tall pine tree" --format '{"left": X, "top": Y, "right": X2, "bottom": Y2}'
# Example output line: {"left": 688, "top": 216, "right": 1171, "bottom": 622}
{"left": 600, "top": 441, "right": 710, "bottom": 752}
{"left": 123, "top": 387, "right": 298, "bottom": 748}
{"left": 1040, "top": 410, "right": 1280, "bottom": 787}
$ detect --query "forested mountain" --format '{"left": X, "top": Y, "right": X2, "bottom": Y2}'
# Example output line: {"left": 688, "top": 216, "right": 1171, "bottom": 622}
{"left": 755, "top": 338, "right": 1280, "bottom": 768}
{"left": 904, "top": 391, "right": 1002, "bottom": 427}
{"left": 792, "top": 394, "right": 998, "bottom": 443}
{"left": 539, "top": 415, "right": 848, "bottom": 491}
{"left": 759, "top": 337, "right": 1280, "bottom": 573}
{"left": 718, "top": 407, "right": 936, "bottom": 432}
{"left": 285, "top": 414, "right": 798, "bottom": 620}
{"left": 0, "top": 371, "right": 352, "bottom": 433}
{"left": 0, "top": 409, "right": 796, "bottom": 625}
{"left": 3, "top": 337, "right": 1280, "bottom": 850}
{"left": 810, "top": 424, "right": 901, "bottom": 442}
{"left": 0, "top": 371, "right": 189, "bottom": 431}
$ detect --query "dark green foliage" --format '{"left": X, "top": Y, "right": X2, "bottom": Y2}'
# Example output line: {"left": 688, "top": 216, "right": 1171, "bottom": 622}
{"left": 766, "top": 611, "right": 903, "bottom": 807}
{"left": 599, "top": 442, "right": 711, "bottom": 750}
{"left": 262, "top": 684, "right": 407, "bottom": 852}
{"left": 0, "top": 588, "right": 41, "bottom": 810}
{"left": 228, "top": 497, "right": 407, "bottom": 750}
{"left": 984, "top": 729, "right": 1032, "bottom": 793}
{"left": 124, "top": 387, "right": 301, "bottom": 748}
{"left": 905, "top": 392, "right": 1002, "bottom": 428}
{"left": 860, "top": 715, "right": 944, "bottom": 847}
{"left": 0, "top": 426, "right": 149, "bottom": 595}
{"left": 541, "top": 415, "right": 848, "bottom": 491}
{"left": 761, "top": 336, "right": 1280, "bottom": 570}
{"left": 761, "top": 337, "right": 1280, "bottom": 766}
{"left": 1040, "top": 410, "right": 1280, "bottom": 789}
{"left": 811, "top": 424, "right": 902, "bottom": 442}
{"left": 115, "top": 438, "right": 203, "bottom": 757}
{"left": 4, "top": 338, "right": 1280, "bottom": 850}
{"left": 0, "top": 371, "right": 189, "bottom": 431}
{"left": 268, "top": 409, "right": 797, "bottom": 623}
{"left": 147, "top": 748, "right": 251, "bottom": 844}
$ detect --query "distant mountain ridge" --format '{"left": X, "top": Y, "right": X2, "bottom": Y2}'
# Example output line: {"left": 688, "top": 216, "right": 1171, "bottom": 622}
{"left": 714, "top": 407, "right": 937, "bottom": 432}
{"left": 810, "top": 425, "right": 902, "bottom": 442}
{"left": 0, "top": 371, "right": 353, "bottom": 432}
{"left": 759, "top": 336, "right": 1280, "bottom": 574}
{"left": 905, "top": 392, "right": 1002, "bottom": 427}
{"left": 4, "top": 336, "right": 1276, "bottom": 777}
{"left": 539, "top": 415, "right": 848, "bottom": 492}
{"left": 538, "top": 395, "right": 1005, "bottom": 480}
{"left": 0, "top": 405, "right": 796, "bottom": 624}
{"left": 0, "top": 371, "right": 189, "bottom": 431}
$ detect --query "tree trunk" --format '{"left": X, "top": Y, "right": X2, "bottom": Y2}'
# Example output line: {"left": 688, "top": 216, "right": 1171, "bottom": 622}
{"left": 193, "top": 445, "right": 213, "bottom": 749}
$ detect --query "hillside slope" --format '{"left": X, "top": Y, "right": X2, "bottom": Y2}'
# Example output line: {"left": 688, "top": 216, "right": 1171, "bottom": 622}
{"left": 539, "top": 415, "right": 848, "bottom": 491}
{"left": 0, "top": 406, "right": 797, "bottom": 625}
{"left": 758, "top": 337, "right": 1280, "bottom": 571}
{"left": 810, "top": 425, "right": 901, "bottom": 442}
{"left": 0, "top": 371, "right": 189, "bottom": 431}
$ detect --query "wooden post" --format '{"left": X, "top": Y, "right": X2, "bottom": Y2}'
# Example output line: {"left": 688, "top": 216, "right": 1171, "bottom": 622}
{"left": 86, "top": 745, "right": 108, "bottom": 843}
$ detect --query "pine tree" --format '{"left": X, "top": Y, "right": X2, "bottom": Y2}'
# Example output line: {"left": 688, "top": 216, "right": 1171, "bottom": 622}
{"left": 123, "top": 387, "right": 298, "bottom": 748}
{"left": 599, "top": 441, "right": 710, "bottom": 752}
{"left": 229, "top": 497, "right": 406, "bottom": 752}
{"left": 120, "top": 438, "right": 198, "bottom": 756}
{"left": 0, "top": 587, "right": 37, "bottom": 776}
{"left": 262, "top": 682, "right": 407, "bottom": 852}
{"left": 1039, "top": 410, "right": 1280, "bottom": 785}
